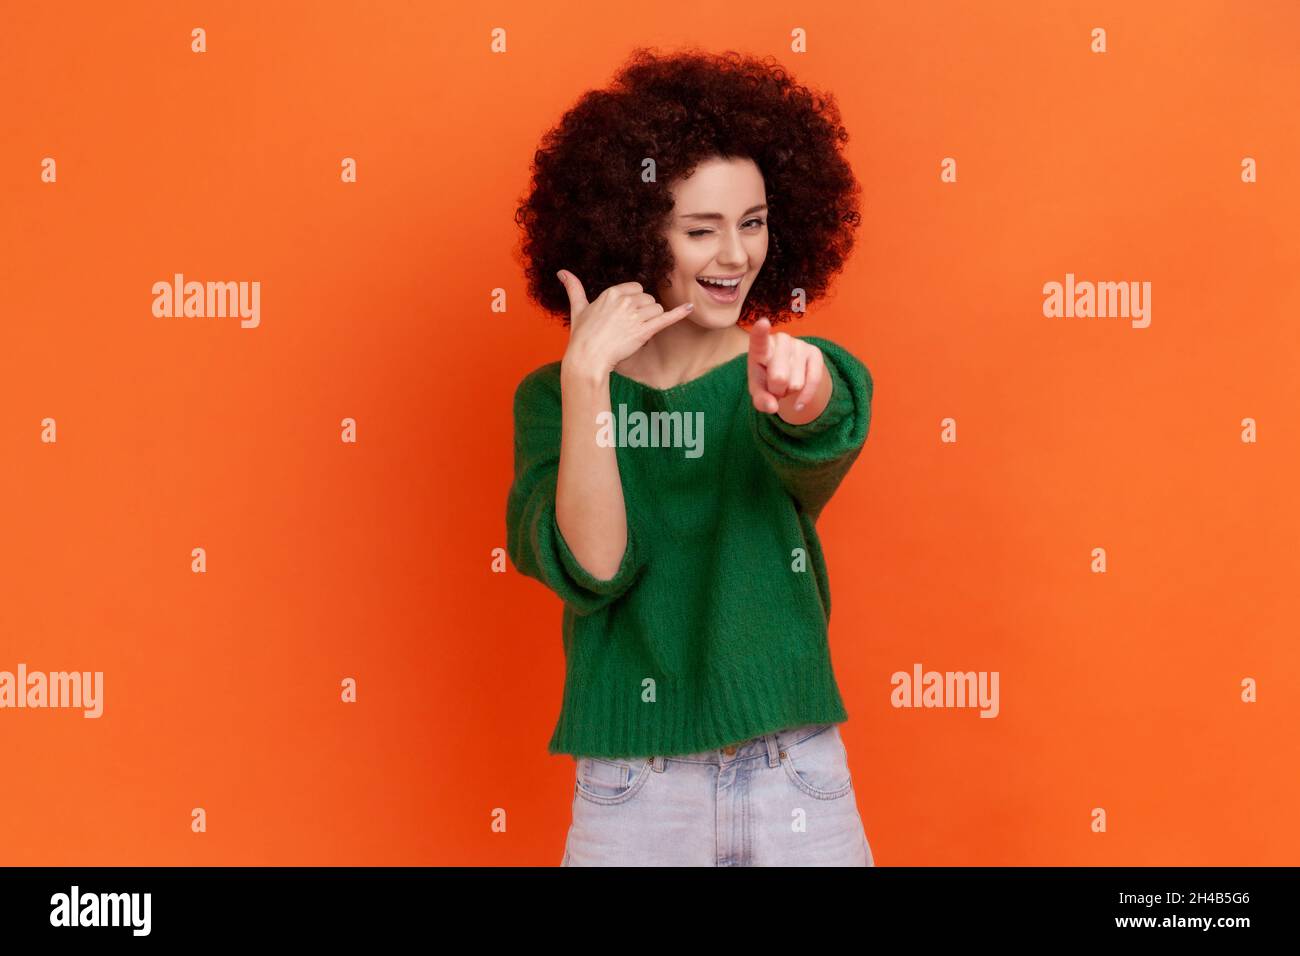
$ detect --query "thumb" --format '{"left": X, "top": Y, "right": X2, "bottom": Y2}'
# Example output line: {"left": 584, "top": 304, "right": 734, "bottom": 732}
{"left": 556, "top": 269, "right": 589, "bottom": 321}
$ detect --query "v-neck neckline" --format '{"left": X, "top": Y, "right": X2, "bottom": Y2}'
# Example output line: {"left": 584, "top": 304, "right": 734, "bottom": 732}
{"left": 609, "top": 349, "right": 748, "bottom": 397}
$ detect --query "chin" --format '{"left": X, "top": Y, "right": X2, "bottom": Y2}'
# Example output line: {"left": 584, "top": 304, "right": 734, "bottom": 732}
{"left": 690, "top": 305, "right": 744, "bottom": 329}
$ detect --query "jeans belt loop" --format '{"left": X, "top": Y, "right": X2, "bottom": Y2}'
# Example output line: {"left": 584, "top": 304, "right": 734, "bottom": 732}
{"left": 765, "top": 730, "right": 781, "bottom": 768}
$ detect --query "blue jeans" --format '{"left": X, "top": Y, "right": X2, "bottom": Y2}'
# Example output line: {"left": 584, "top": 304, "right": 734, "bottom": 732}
{"left": 561, "top": 722, "right": 875, "bottom": 866}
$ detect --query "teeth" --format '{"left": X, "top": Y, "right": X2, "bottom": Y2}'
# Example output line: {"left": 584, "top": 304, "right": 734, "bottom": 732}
{"left": 699, "top": 276, "right": 741, "bottom": 287}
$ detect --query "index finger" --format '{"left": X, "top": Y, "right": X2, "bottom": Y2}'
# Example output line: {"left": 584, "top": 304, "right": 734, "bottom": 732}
{"left": 748, "top": 317, "right": 773, "bottom": 366}
{"left": 603, "top": 281, "right": 644, "bottom": 299}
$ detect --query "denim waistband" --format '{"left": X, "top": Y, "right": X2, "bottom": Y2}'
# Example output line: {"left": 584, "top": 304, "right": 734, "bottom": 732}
{"left": 644, "top": 722, "right": 832, "bottom": 767}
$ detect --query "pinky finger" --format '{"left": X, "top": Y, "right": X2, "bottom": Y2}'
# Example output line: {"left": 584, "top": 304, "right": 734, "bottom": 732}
{"left": 642, "top": 302, "right": 695, "bottom": 338}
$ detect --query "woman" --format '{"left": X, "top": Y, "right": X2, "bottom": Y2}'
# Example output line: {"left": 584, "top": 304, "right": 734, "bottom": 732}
{"left": 508, "top": 46, "right": 875, "bottom": 866}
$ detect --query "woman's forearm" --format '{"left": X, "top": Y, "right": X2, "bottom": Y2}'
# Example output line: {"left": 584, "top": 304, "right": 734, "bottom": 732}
{"left": 556, "top": 358, "right": 629, "bottom": 581}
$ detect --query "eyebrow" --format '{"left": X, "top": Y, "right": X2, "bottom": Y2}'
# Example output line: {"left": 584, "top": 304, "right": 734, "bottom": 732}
{"left": 679, "top": 204, "right": 768, "bottom": 222}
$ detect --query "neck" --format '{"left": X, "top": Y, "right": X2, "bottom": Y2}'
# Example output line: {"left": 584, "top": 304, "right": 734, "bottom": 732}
{"left": 614, "top": 321, "right": 749, "bottom": 390}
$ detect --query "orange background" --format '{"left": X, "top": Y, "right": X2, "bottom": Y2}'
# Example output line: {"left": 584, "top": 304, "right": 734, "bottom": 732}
{"left": 1, "top": 0, "right": 1297, "bottom": 866}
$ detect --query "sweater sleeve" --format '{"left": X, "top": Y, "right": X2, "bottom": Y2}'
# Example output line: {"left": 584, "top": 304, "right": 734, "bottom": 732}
{"left": 505, "top": 365, "right": 647, "bottom": 616}
{"left": 748, "top": 336, "right": 873, "bottom": 522}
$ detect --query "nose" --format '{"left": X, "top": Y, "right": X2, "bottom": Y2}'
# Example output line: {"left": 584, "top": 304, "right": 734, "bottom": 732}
{"left": 716, "top": 225, "right": 747, "bottom": 270}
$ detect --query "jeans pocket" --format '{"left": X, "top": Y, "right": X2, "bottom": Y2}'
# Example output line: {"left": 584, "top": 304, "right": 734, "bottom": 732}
{"left": 780, "top": 724, "right": 853, "bottom": 800}
{"left": 574, "top": 755, "right": 653, "bottom": 806}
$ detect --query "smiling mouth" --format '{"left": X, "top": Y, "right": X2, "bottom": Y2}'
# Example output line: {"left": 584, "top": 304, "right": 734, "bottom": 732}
{"left": 696, "top": 274, "right": 745, "bottom": 303}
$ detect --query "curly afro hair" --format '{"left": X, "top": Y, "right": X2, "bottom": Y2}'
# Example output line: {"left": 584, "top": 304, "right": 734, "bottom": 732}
{"left": 513, "top": 46, "right": 862, "bottom": 328}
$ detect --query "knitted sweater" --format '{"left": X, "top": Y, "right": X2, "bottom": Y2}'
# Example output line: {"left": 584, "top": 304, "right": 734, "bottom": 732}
{"left": 506, "top": 335, "right": 872, "bottom": 759}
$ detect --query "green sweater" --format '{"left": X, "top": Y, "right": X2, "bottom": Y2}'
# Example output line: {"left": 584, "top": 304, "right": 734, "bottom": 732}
{"left": 506, "top": 335, "right": 873, "bottom": 759}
